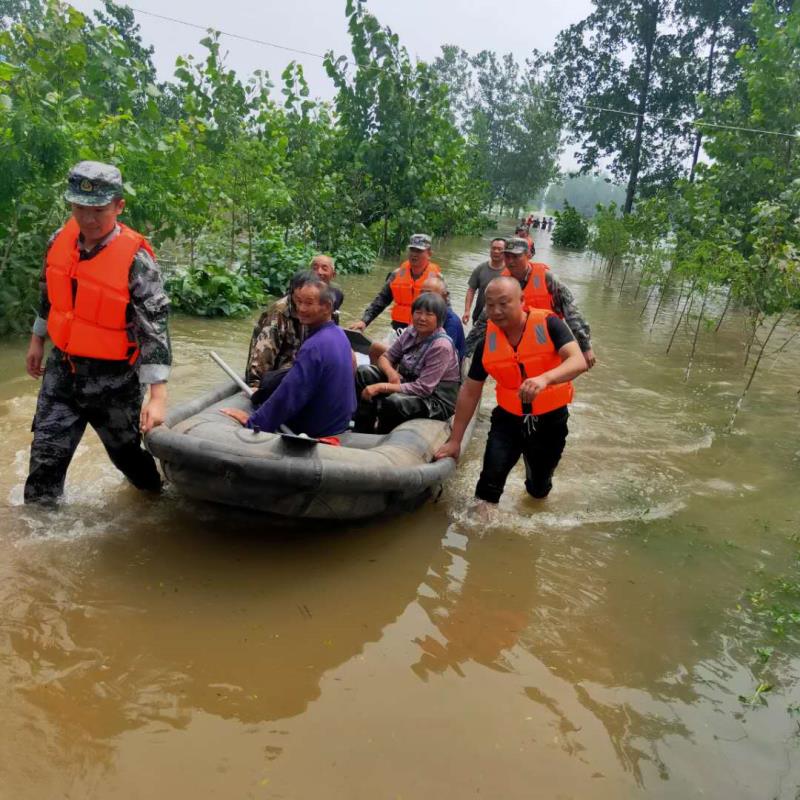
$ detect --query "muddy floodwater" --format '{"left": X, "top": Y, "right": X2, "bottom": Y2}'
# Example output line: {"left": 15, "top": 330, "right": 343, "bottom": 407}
{"left": 2, "top": 230, "right": 800, "bottom": 799}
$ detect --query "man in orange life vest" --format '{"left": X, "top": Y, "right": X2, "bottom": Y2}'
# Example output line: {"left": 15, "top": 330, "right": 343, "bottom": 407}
{"left": 465, "top": 236, "right": 596, "bottom": 369}
{"left": 434, "top": 277, "right": 587, "bottom": 504}
{"left": 23, "top": 161, "right": 170, "bottom": 504}
{"left": 349, "top": 233, "right": 440, "bottom": 334}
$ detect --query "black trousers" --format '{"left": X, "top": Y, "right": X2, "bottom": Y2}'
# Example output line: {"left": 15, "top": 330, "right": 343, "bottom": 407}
{"left": 475, "top": 405, "right": 569, "bottom": 504}
{"left": 353, "top": 365, "right": 459, "bottom": 434}
{"left": 251, "top": 366, "right": 291, "bottom": 407}
{"left": 24, "top": 350, "right": 161, "bottom": 504}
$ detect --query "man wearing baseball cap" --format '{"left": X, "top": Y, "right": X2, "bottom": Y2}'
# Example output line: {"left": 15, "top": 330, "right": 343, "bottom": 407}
{"left": 349, "top": 233, "right": 441, "bottom": 334}
{"left": 465, "top": 236, "right": 596, "bottom": 369}
{"left": 23, "top": 161, "right": 171, "bottom": 504}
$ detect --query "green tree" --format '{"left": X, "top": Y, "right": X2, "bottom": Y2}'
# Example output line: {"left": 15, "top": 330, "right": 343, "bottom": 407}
{"left": 434, "top": 47, "right": 562, "bottom": 217}
{"left": 552, "top": 0, "right": 699, "bottom": 213}
{"left": 552, "top": 201, "right": 589, "bottom": 249}
{"left": 324, "top": 0, "right": 482, "bottom": 253}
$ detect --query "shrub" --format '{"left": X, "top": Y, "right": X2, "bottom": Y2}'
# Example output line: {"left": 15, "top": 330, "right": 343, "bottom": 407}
{"left": 165, "top": 264, "right": 265, "bottom": 317}
{"left": 552, "top": 201, "right": 589, "bottom": 249}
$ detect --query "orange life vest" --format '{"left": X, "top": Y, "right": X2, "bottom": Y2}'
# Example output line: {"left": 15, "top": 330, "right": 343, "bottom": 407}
{"left": 45, "top": 218, "right": 154, "bottom": 361}
{"left": 389, "top": 260, "right": 441, "bottom": 324}
{"left": 502, "top": 263, "right": 554, "bottom": 313}
{"left": 482, "top": 310, "right": 573, "bottom": 416}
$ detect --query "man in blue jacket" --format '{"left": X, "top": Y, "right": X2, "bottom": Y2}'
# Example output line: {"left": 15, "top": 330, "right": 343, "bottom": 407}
{"left": 221, "top": 273, "right": 355, "bottom": 438}
{"left": 421, "top": 274, "right": 466, "bottom": 361}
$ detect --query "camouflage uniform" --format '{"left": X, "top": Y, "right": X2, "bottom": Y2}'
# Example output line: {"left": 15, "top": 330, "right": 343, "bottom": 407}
{"left": 359, "top": 233, "right": 434, "bottom": 331}
{"left": 359, "top": 269, "right": 401, "bottom": 328}
{"left": 464, "top": 269, "right": 593, "bottom": 357}
{"left": 245, "top": 295, "right": 308, "bottom": 388}
{"left": 24, "top": 162, "right": 170, "bottom": 504}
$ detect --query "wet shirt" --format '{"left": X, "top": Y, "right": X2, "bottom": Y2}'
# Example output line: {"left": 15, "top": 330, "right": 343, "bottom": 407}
{"left": 468, "top": 315, "right": 575, "bottom": 382}
{"left": 246, "top": 322, "right": 356, "bottom": 437}
{"left": 465, "top": 268, "right": 592, "bottom": 357}
{"left": 385, "top": 325, "right": 460, "bottom": 398}
{"left": 467, "top": 260, "right": 505, "bottom": 320}
{"left": 34, "top": 224, "right": 171, "bottom": 384}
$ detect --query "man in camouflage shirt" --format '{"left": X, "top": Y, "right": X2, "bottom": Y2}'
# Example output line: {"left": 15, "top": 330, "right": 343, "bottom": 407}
{"left": 245, "top": 256, "right": 344, "bottom": 403}
{"left": 464, "top": 239, "right": 596, "bottom": 369}
{"left": 24, "top": 161, "right": 171, "bottom": 504}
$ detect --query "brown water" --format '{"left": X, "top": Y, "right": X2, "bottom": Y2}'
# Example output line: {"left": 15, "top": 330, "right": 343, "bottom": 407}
{"left": 2, "top": 232, "right": 799, "bottom": 799}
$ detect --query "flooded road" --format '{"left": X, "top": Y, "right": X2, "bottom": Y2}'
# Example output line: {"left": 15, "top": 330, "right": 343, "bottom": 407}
{"left": 2, "top": 231, "right": 799, "bottom": 798}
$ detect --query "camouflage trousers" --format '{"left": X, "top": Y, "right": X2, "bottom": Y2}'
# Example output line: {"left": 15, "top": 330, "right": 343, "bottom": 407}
{"left": 24, "top": 349, "right": 161, "bottom": 504}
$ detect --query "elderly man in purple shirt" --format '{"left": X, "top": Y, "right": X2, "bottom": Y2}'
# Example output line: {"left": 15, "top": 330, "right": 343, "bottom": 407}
{"left": 353, "top": 292, "right": 461, "bottom": 434}
{"left": 221, "top": 274, "right": 356, "bottom": 438}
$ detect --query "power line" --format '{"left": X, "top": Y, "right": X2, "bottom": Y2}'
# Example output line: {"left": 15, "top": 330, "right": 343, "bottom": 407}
{"left": 577, "top": 103, "right": 799, "bottom": 139}
{"left": 128, "top": 7, "right": 327, "bottom": 61}
{"left": 127, "top": 5, "right": 800, "bottom": 140}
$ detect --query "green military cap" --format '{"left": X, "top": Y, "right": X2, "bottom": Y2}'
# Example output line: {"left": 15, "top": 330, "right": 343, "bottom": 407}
{"left": 64, "top": 161, "right": 123, "bottom": 206}
{"left": 504, "top": 237, "right": 530, "bottom": 255}
{"left": 408, "top": 233, "right": 432, "bottom": 250}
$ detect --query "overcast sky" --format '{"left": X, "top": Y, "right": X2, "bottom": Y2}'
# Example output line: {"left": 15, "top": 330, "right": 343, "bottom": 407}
{"left": 68, "top": 0, "right": 590, "bottom": 95}
{"left": 69, "top": 0, "right": 594, "bottom": 169}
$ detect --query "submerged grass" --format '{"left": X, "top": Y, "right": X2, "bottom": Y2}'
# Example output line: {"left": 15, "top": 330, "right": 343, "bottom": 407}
{"left": 736, "top": 530, "right": 800, "bottom": 707}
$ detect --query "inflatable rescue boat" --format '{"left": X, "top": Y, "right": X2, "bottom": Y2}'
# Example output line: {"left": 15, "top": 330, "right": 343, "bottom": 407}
{"left": 145, "top": 379, "right": 473, "bottom": 521}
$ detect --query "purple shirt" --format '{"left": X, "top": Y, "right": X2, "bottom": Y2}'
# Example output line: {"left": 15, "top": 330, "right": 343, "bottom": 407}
{"left": 246, "top": 322, "right": 356, "bottom": 437}
{"left": 386, "top": 326, "right": 460, "bottom": 398}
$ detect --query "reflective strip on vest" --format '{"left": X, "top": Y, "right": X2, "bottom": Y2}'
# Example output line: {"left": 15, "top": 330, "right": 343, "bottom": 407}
{"left": 45, "top": 218, "right": 151, "bottom": 360}
{"left": 481, "top": 310, "right": 573, "bottom": 416}
{"left": 389, "top": 261, "right": 441, "bottom": 324}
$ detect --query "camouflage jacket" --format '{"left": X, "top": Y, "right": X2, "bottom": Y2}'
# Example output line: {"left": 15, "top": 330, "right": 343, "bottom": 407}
{"left": 359, "top": 269, "right": 399, "bottom": 327}
{"left": 465, "top": 269, "right": 593, "bottom": 356}
{"left": 245, "top": 295, "right": 308, "bottom": 387}
{"left": 33, "top": 225, "right": 171, "bottom": 384}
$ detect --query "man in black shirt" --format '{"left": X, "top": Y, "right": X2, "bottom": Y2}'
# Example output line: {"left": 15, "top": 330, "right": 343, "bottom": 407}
{"left": 435, "top": 277, "right": 587, "bottom": 504}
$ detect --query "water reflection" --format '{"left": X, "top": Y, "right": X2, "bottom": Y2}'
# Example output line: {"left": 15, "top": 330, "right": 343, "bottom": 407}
{"left": 0, "top": 503, "right": 443, "bottom": 793}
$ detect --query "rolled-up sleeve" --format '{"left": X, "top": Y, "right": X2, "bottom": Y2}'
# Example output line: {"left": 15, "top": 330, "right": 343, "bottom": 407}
{"left": 547, "top": 272, "right": 592, "bottom": 352}
{"left": 128, "top": 249, "right": 172, "bottom": 384}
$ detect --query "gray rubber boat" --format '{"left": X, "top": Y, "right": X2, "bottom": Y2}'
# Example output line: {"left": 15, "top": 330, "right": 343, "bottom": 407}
{"left": 145, "top": 380, "right": 474, "bottom": 520}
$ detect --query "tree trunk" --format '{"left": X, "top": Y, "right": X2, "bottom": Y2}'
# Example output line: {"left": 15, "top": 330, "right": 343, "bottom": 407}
{"left": 633, "top": 268, "right": 646, "bottom": 300}
{"left": 382, "top": 214, "right": 389, "bottom": 257}
{"left": 727, "top": 313, "right": 784, "bottom": 431}
{"left": 624, "top": 3, "right": 659, "bottom": 214}
{"left": 618, "top": 261, "right": 631, "bottom": 297}
{"left": 639, "top": 284, "right": 656, "bottom": 317}
{"left": 649, "top": 264, "right": 674, "bottom": 333}
{"left": 684, "top": 288, "right": 708, "bottom": 381}
{"left": 743, "top": 311, "right": 761, "bottom": 367}
{"left": 715, "top": 286, "right": 732, "bottom": 332}
{"left": 667, "top": 278, "right": 697, "bottom": 354}
{"left": 689, "top": 21, "right": 718, "bottom": 183}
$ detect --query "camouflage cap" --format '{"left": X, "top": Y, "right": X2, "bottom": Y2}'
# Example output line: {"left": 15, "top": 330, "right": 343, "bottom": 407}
{"left": 504, "top": 237, "right": 530, "bottom": 255}
{"left": 408, "top": 233, "right": 432, "bottom": 250}
{"left": 64, "top": 161, "right": 123, "bottom": 207}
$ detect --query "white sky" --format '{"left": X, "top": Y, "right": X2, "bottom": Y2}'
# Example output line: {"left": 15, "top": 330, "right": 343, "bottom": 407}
{"left": 69, "top": 0, "right": 594, "bottom": 169}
